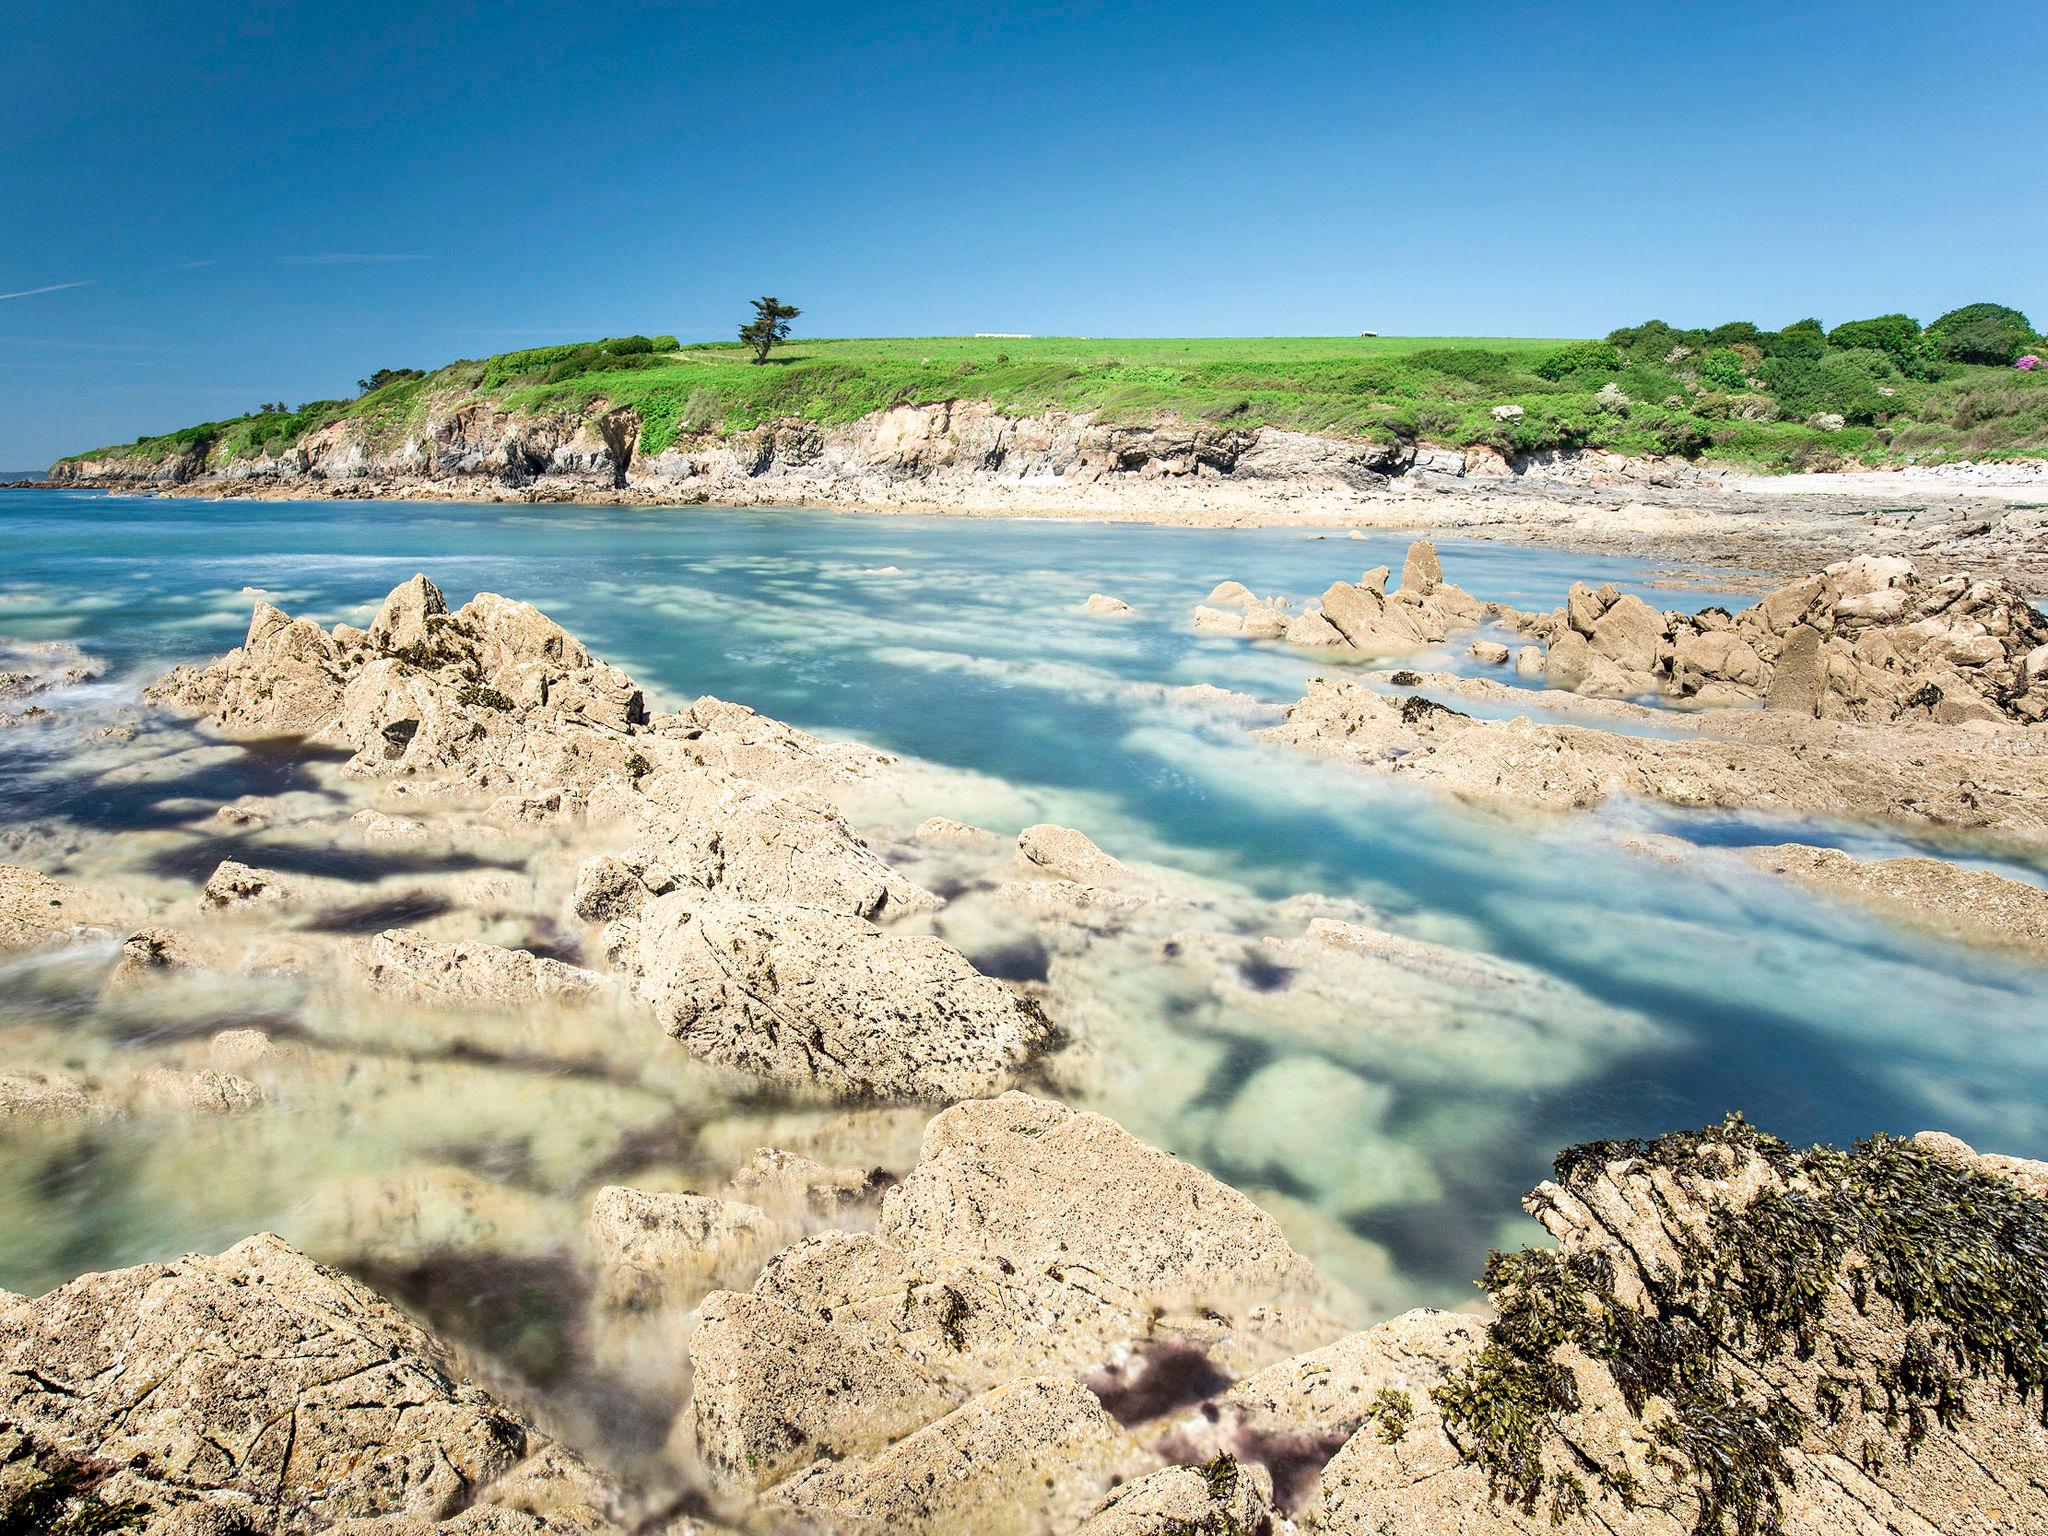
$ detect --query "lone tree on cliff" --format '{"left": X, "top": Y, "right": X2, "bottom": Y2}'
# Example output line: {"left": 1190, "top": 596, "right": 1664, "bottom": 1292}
{"left": 739, "top": 297, "right": 801, "bottom": 363}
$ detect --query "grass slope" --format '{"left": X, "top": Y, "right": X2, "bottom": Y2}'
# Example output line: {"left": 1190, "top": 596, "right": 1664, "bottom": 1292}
{"left": 65, "top": 331, "right": 2048, "bottom": 474}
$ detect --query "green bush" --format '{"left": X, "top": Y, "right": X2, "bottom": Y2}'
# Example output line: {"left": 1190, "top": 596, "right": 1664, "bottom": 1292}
{"left": 1697, "top": 347, "right": 1750, "bottom": 390}
{"left": 1928, "top": 303, "right": 2036, "bottom": 365}
{"left": 1533, "top": 341, "right": 1620, "bottom": 381}
{"left": 1825, "top": 313, "right": 1926, "bottom": 373}
{"left": 1706, "top": 321, "right": 1763, "bottom": 347}
{"left": 1408, "top": 348, "right": 1532, "bottom": 389}
{"left": 1606, "top": 320, "right": 1706, "bottom": 362}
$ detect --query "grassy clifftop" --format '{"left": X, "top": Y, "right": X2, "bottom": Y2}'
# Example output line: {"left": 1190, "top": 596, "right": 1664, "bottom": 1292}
{"left": 63, "top": 326, "right": 2048, "bottom": 474}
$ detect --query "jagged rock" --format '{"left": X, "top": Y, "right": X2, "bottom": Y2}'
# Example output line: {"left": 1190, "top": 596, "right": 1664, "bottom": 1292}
{"left": 620, "top": 897, "right": 1051, "bottom": 1099}
{"left": 586, "top": 1187, "right": 779, "bottom": 1311}
{"left": 0, "top": 1234, "right": 615, "bottom": 1531}
{"left": 1286, "top": 610, "right": 1346, "bottom": 646}
{"left": 197, "top": 858, "right": 296, "bottom": 910}
{"left": 104, "top": 926, "right": 203, "bottom": 990}
{"left": 1526, "top": 556, "right": 2048, "bottom": 722}
{"left": 767, "top": 1377, "right": 1155, "bottom": 1536}
{"left": 351, "top": 930, "right": 603, "bottom": 1008}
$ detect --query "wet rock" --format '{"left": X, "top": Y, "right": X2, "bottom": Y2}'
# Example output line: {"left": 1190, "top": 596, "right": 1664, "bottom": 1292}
{"left": 0, "top": 861, "right": 126, "bottom": 949}
{"left": 725, "top": 1146, "right": 887, "bottom": 1222}
{"left": 767, "top": 1376, "right": 1155, "bottom": 1536}
{"left": 1746, "top": 843, "right": 2048, "bottom": 957}
{"left": 586, "top": 1186, "right": 780, "bottom": 1311}
{"left": 1082, "top": 594, "right": 1134, "bottom": 617}
{"left": 0, "top": 1234, "right": 612, "bottom": 1530}
{"left": 103, "top": 925, "right": 204, "bottom": 990}
{"left": 1206, "top": 581, "right": 1257, "bottom": 607}
{"left": 0, "top": 1071, "right": 114, "bottom": 1122}
{"left": 139, "top": 1067, "right": 264, "bottom": 1114}
{"left": 351, "top": 930, "right": 604, "bottom": 1008}
{"left": 1467, "top": 638, "right": 1510, "bottom": 665}
{"left": 1285, "top": 610, "right": 1345, "bottom": 646}
{"left": 621, "top": 896, "right": 1051, "bottom": 1099}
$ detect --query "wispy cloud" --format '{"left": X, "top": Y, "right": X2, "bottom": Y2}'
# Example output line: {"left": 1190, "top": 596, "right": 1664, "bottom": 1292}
{"left": 152, "top": 259, "right": 218, "bottom": 273}
{"left": 283, "top": 253, "right": 431, "bottom": 266}
{"left": 0, "top": 280, "right": 96, "bottom": 302}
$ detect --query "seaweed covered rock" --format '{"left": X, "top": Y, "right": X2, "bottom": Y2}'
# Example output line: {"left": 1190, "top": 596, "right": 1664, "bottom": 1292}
{"left": 1317, "top": 1118, "right": 2048, "bottom": 1536}
{"left": 0, "top": 1234, "right": 620, "bottom": 1534}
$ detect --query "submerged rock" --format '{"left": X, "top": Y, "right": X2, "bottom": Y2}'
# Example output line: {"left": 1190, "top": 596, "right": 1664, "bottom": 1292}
{"left": 350, "top": 929, "right": 604, "bottom": 1008}
{"left": 0, "top": 861, "right": 129, "bottom": 950}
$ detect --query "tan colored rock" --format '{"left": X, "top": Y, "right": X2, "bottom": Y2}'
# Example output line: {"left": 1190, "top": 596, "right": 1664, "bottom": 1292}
{"left": 1398, "top": 539, "right": 1443, "bottom": 594}
{"left": 624, "top": 896, "right": 1051, "bottom": 1099}
{"left": 1467, "top": 638, "right": 1510, "bottom": 665}
{"left": 1206, "top": 580, "right": 1257, "bottom": 607}
{"left": 1746, "top": 842, "right": 2048, "bottom": 957}
{"left": 1073, "top": 1460, "right": 1274, "bottom": 1536}
{"left": 1015, "top": 823, "right": 1136, "bottom": 886}
{"left": 767, "top": 1377, "right": 1155, "bottom": 1536}
{"left": 0, "top": 1071, "right": 114, "bottom": 1122}
{"left": 0, "top": 862, "right": 123, "bottom": 949}
{"left": 586, "top": 1186, "right": 779, "bottom": 1311}
{"left": 1082, "top": 593, "right": 1134, "bottom": 617}
{"left": 726, "top": 1146, "right": 885, "bottom": 1221}
{"left": 351, "top": 930, "right": 603, "bottom": 1008}
{"left": 0, "top": 1234, "right": 607, "bottom": 1530}
{"left": 1286, "top": 609, "right": 1346, "bottom": 646}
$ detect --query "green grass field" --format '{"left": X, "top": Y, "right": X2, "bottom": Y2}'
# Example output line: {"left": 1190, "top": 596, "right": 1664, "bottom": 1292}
{"left": 67, "top": 325, "right": 2048, "bottom": 474}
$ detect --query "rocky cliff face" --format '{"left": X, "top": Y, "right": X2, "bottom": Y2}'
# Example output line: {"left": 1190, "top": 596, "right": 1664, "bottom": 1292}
{"left": 47, "top": 399, "right": 1431, "bottom": 499}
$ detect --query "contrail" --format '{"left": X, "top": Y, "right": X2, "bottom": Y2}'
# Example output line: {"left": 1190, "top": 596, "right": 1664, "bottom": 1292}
{"left": 0, "top": 280, "right": 96, "bottom": 302}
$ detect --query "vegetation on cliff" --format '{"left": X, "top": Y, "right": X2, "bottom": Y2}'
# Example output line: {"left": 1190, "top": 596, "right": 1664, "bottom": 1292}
{"left": 59, "top": 305, "right": 2048, "bottom": 475}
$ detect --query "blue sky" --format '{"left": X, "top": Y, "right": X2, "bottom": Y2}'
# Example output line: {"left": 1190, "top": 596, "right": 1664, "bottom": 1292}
{"left": 3, "top": 0, "right": 2043, "bottom": 465}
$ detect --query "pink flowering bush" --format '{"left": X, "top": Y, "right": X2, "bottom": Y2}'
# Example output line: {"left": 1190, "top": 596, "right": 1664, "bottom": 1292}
{"left": 2017, "top": 355, "right": 2042, "bottom": 370}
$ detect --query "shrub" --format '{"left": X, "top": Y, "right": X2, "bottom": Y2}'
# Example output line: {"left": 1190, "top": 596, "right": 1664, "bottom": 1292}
{"left": 1607, "top": 320, "right": 1707, "bottom": 363}
{"left": 1762, "top": 350, "right": 1894, "bottom": 424}
{"left": 1533, "top": 341, "right": 1621, "bottom": 381}
{"left": 1825, "top": 313, "right": 1926, "bottom": 373}
{"left": 1706, "top": 321, "right": 1763, "bottom": 347}
{"left": 1697, "top": 347, "right": 1750, "bottom": 391}
{"left": 1761, "top": 321, "right": 1825, "bottom": 362}
{"left": 1928, "top": 303, "right": 2036, "bottom": 365}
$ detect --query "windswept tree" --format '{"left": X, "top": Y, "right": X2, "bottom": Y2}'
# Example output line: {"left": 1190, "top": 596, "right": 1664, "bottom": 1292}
{"left": 739, "top": 296, "right": 801, "bottom": 364}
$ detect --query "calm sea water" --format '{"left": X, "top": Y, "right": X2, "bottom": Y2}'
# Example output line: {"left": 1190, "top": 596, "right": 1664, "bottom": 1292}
{"left": 3, "top": 489, "right": 2045, "bottom": 1337}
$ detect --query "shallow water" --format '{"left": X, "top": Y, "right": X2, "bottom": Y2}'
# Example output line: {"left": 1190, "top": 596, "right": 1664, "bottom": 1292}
{"left": 3, "top": 491, "right": 2046, "bottom": 1476}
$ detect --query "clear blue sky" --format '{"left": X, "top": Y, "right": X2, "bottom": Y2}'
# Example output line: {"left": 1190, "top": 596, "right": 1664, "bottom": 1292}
{"left": 4, "top": 0, "right": 2044, "bottom": 466}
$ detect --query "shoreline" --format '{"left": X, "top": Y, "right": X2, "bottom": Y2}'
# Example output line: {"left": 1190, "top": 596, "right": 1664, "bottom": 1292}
{"left": 22, "top": 456, "right": 2048, "bottom": 594}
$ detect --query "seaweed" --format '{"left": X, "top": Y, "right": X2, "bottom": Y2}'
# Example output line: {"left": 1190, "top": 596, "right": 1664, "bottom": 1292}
{"left": 1431, "top": 1116, "right": 2048, "bottom": 1535}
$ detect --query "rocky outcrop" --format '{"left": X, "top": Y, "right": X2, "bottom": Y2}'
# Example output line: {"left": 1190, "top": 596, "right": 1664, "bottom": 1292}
{"left": 1195, "top": 541, "right": 1492, "bottom": 656}
{"left": 585, "top": 1186, "right": 780, "bottom": 1312}
{"left": 350, "top": 930, "right": 604, "bottom": 1008}
{"left": 610, "top": 896, "right": 1053, "bottom": 1099}
{"left": 1262, "top": 673, "right": 2048, "bottom": 842}
{"left": 1313, "top": 1121, "right": 2048, "bottom": 1536}
{"left": 688, "top": 1092, "right": 1336, "bottom": 1510}
{"left": 1744, "top": 842, "right": 2048, "bottom": 957}
{"left": 0, "top": 1233, "right": 619, "bottom": 1533}
{"left": 1517, "top": 555, "right": 2048, "bottom": 722}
